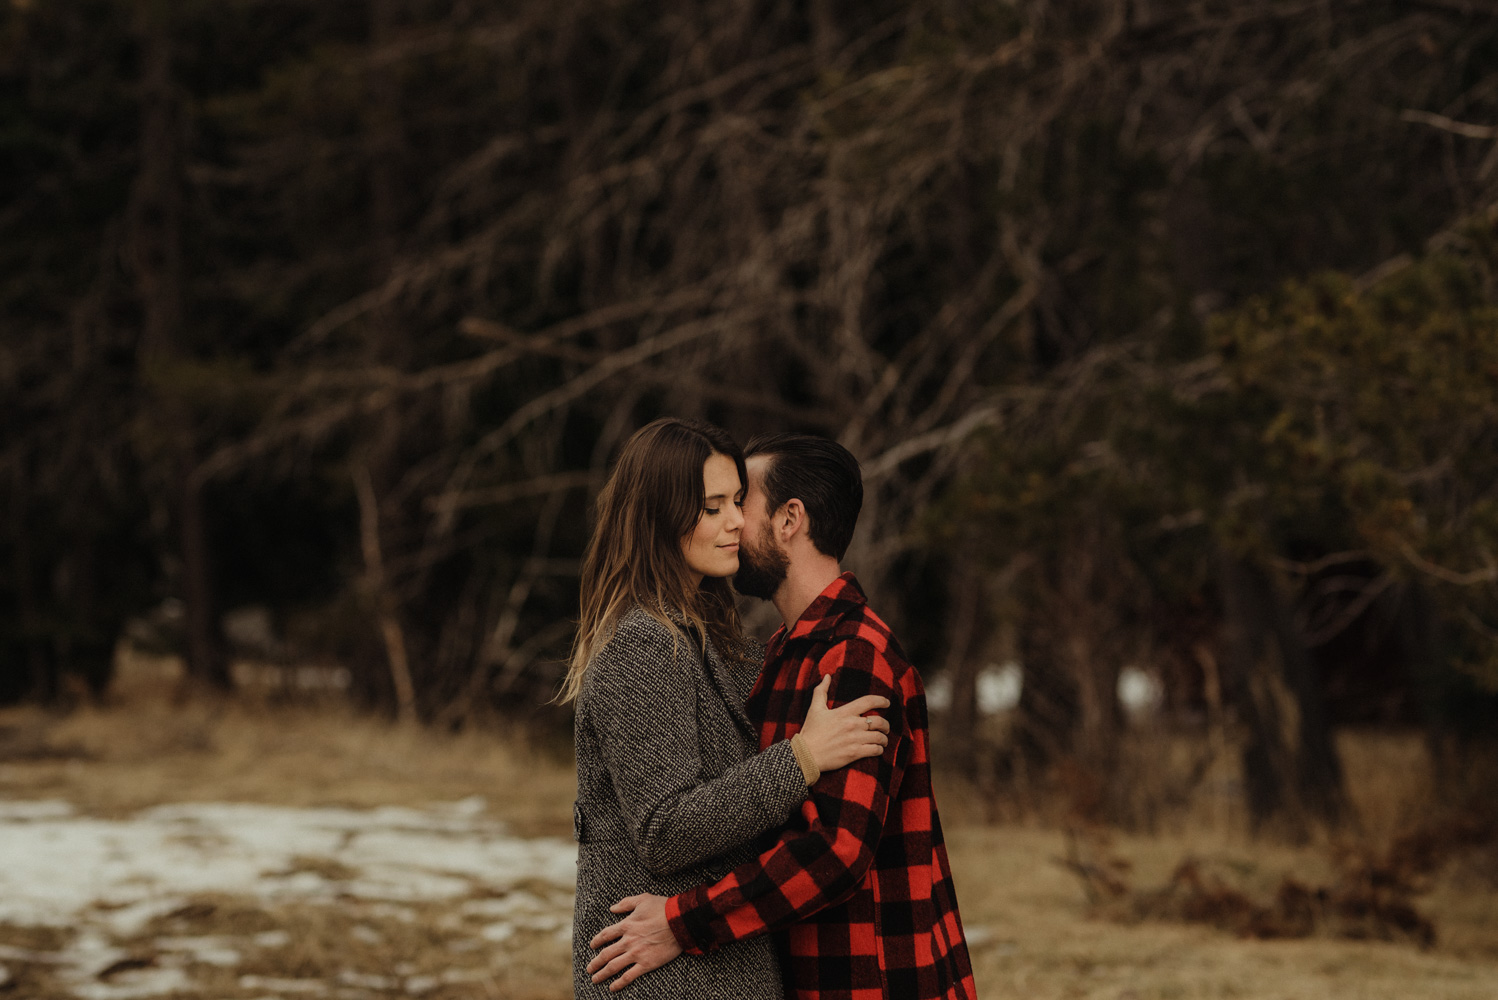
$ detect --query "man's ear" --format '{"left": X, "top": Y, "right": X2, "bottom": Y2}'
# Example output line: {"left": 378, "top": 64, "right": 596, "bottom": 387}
{"left": 779, "top": 499, "right": 807, "bottom": 542}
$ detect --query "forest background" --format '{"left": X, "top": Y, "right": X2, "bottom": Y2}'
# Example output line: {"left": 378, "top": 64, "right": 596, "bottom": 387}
{"left": 5, "top": 0, "right": 1498, "bottom": 849}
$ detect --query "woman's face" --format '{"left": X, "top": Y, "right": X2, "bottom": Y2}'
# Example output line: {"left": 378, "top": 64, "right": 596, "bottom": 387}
{"left": 681, "top": 453, "right": 745, "bottom": 584}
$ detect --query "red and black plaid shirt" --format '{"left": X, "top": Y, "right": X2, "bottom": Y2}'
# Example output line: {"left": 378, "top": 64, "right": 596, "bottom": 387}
{"left": 664, "top": 572, "right": 977, "bottom": 1000}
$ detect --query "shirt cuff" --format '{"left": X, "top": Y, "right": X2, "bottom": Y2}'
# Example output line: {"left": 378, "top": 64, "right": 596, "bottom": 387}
{"left": 664, "top": 888, "right": 711, "bottom": 955}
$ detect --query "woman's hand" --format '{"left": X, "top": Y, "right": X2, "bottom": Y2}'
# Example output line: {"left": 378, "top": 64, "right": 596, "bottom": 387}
{"left": 798, "top": 674, "right": 890, "bottom": 774}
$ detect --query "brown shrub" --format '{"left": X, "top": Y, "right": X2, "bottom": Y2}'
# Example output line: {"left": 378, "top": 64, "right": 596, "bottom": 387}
{"left": 1059, "top": 816, "right": 1498, "bottom": 947}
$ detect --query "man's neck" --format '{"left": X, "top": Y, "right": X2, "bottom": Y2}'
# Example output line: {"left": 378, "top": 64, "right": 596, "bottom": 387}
{"left": 772, "top": 557, "right": 843, "bottom": 629}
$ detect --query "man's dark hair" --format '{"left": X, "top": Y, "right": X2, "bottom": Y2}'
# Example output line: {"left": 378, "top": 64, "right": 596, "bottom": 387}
{"left": 744, "top": 433, "right": 863, "bottom": 560}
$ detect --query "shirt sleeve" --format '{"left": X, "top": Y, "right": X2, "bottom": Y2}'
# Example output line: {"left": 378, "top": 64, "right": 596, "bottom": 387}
{"left": 664, "top": 638, "right": 910, "bottom": 953}
{"left": 589, "top": 617, "right": 808, "bottom": 877}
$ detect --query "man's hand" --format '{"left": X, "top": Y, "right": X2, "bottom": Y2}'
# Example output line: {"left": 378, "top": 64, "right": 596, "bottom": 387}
{"left": 587, "top": 893, "right": 682, "bottom": 992}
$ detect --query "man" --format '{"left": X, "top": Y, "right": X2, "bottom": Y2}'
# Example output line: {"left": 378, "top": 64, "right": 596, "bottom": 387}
{"left": 587, "top": 433, "right": 977, "bottom": 999}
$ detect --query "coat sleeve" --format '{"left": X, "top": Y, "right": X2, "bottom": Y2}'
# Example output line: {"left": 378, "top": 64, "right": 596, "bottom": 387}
{"left": 588, "top": 616, "right": 807, "bottom": 877}
{"left": 663, "top": 638, "right": 910, "bottom": 952}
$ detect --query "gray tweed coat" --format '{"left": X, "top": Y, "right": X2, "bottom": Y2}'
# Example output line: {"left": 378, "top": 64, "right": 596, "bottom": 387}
{"left": 571, "top": 606, "right": 807, "bottom": 999}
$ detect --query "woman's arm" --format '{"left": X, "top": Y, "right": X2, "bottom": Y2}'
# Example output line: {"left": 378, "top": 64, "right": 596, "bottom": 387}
{"left": 588, "top": 616, "right": 806, "bottom": 877}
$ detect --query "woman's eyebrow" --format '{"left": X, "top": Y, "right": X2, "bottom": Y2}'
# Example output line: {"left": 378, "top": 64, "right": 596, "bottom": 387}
{"left": 703, "top": 492, "right": 730, "bottom": 502}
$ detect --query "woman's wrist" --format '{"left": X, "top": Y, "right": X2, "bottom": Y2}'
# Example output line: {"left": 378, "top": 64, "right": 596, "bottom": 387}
{"left": 788, "top": 733, "right": 820, "bottom": 786}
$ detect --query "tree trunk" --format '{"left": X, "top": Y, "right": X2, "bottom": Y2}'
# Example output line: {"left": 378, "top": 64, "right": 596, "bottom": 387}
{"left": 129, "top": 7, "right": 230, "bottom": 693}
{"left": 348, "top": 0, "right": 422, "bottom": 720}
{"left": 354, "top": 459, "right": 418, "bottom": 723}
{"left": 1011, "top": 614, "right": 1080, "bottom": 793}
{"left": 1009, "top": 525, "right": 1126, "bottom": 820}
{"left": 1067, "top": 626, "right": 1122, "bottom": 773}
{"left": 131, "top": 7, "right": 183, "bottom": 360}
{"left": 10, "top": 480, "right": 57, "bottom": 703}
{"left": 368, "top": 0, "right": 401, "bottom": 270}
{"left": 1217, "top": 553, "right": 1344, "bottom": 836}
{"left": 943, "top": 561, "right": 985, "bottom": 745}
{"left": 56, "top": 537, "right": 120, "bottom": 700}
{"left": 1396, "top": 581, "right": 1498, "bottom": 804}
{"left": 180, "top": 474, "right": 232, "bottom": 691}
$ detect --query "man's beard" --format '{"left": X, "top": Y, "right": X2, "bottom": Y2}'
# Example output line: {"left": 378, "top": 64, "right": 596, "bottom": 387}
{"left": 733, "top": 526, "right": 788, "bottom": 600}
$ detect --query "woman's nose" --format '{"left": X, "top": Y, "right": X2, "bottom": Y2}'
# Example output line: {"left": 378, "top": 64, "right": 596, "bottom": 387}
{"left": 728, "top": 505, "right": 744, "bottom": 532}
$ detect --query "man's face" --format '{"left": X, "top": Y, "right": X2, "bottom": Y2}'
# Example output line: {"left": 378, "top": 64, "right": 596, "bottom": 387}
{"left": 733, "top": 456, "right": 789, "bottom": 600}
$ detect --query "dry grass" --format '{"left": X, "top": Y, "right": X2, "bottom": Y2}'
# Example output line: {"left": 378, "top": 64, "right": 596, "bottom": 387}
{"left": 0, "top": 650, "right": 575, "bottom": 837}
{"left": 947, "top": 823, "right": 1498, "bottom": 1000}
{"left": 2, "top": 652, "right": 1497, "bottom": 999}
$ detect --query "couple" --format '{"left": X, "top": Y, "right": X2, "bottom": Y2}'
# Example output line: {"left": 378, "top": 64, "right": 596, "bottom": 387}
{"left": 565, "top": 418, "right": 976, "bottom": 999}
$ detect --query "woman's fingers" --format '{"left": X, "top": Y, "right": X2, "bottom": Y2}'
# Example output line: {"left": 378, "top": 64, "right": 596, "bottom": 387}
{"left": 801, "top": 675, "right": 898, "bottom": 772}
{"left": 808, "top": 679, "right": 890, "bottom": 727}
{"left": 809, "top": 673, "right": 832, "bottom": 711}
{"left": 838, "top": 693, "right": 890, "bottom": 716}
{"left": 832, "top": 706, "right": 886, "bottom": 739}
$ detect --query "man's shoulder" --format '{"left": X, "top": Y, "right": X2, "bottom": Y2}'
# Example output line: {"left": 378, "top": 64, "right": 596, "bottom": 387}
{"left": 810, "top": 604, "right": 914, "bottom": 682}
{"left": 827, "top": 604, "right": 895, "bottom": 649}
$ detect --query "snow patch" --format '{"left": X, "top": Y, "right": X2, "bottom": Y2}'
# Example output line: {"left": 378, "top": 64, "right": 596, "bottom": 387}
{"left": 0, "top": 798, "right": 578, "bottom": 999}
{"left": 0, "top": 799, "right": 575, "bottom": 929}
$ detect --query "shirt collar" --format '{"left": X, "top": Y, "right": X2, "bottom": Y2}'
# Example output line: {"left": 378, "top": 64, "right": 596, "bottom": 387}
{"left": 770, "top": 571, "right": 867, "bottom": 648}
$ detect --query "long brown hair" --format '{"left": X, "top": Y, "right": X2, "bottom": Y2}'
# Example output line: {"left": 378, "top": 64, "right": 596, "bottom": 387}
{"left": 560, "top": 418, "right": 749, "bottom": 703}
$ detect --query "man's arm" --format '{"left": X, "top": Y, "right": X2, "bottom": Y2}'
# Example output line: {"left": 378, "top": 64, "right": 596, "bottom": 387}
{"left": 586, "top": 639, "right": 909, "bottom": 991}
{"left": 665, "top": 643, "right": 911, "bottom": 952}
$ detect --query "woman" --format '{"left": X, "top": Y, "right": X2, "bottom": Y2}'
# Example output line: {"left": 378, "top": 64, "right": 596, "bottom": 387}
{"left": 564, "top": 418, "right": 889, "bottom": 999}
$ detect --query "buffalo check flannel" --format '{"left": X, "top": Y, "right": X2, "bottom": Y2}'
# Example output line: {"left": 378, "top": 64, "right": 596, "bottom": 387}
{"left": 664, "top": 572, "right": 977, "bottom": 1000}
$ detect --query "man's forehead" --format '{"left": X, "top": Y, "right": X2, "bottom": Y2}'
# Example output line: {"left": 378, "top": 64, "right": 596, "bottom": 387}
{"left": 745, "top": 455, "right": 772, "bottom": 484}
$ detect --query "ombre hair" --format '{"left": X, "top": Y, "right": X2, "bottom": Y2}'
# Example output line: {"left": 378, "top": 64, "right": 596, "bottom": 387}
{"left": 560, "top": 418, "right": 749, "bottom": 704}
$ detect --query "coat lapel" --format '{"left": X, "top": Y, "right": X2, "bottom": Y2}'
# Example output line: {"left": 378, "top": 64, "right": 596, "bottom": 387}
{"left": 702, "top": 637, "right": 757, "bottom": 742}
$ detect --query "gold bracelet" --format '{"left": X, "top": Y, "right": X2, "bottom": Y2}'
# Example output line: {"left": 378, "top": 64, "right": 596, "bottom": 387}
{"left": 789, "top": 733, "right": 821, "bottom": 786}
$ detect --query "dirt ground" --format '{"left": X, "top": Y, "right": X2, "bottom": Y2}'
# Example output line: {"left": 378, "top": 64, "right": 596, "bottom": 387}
{"left": 2, "top": 654, "right": 1496, "bottom": 1000}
